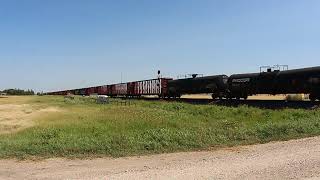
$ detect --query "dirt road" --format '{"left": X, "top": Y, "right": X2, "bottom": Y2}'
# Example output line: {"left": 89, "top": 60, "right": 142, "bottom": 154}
{"left": 1, "top": 136, "right": 320, "bottom": 180}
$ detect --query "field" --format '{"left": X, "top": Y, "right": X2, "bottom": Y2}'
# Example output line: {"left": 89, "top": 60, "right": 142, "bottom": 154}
{"left": 0, "top": 96, "right": 320, "bottom": 159}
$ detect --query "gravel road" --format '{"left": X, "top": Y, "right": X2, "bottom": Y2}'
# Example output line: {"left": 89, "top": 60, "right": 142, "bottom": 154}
{"left": 1, "top": 136, "right": 320, "bottom": 180}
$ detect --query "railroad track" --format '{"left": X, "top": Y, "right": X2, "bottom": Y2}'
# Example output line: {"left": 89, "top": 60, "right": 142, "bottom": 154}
{"left": 213, "top": 99, "right": 320, "bottom": 109}
{"left": 121, "top": 97, "right": 320, "bottom": 109}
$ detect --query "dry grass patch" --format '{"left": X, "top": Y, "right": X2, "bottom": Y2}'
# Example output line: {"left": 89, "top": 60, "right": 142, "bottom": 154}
{"left": 0, "top": 103, "right": 61, "bottom": 134}
{"left": 0, "top": 96, "right": 34, "bottom": 105}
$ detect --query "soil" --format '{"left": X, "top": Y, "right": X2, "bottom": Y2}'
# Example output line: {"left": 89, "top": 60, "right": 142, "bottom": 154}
{"left": 1, "top": 136, "right": 319, "bottom": 180}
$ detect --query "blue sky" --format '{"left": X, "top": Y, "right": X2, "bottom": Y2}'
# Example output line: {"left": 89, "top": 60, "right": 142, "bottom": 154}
{"left": 0, "top": 0, "right": 320, "bottom": 92}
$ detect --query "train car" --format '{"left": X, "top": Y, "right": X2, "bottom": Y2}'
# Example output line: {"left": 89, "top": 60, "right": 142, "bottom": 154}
{"left": 85, "top": 87, "right": 98, "bottom": 96}
{"left": 134, "top": 78, "right": 170, "bottom": 97}
{"left": 60, "top": 91, "right": 68, "bottom": 95}
{"left": 51, "top": 90, "right": 68, "bottom": 96}
{"left": 127, "top": 82, "right": 137, "bottom": 97}
{"left": 107, "top": 78, "right": 171, "bottom": 98}
{"left": 227, "top": 66, "right": 320, "bottom": 101}
{"left": 227, "top": 73, "right": 260, "bottom": 99}
{"left": 97, "top": 85, "right": 109, "bottom": 95}
{"left": 115, "top": 83, "right": 128, "bottom": 95}
{"left": 106, "top": 84, "right": 125, "bottom": 97}
{"left": 167, "top": 75, "right": 229, "bottom": 99}
{"left": 276, "top": 66, "right": 320, "bottom": 101}
{"left": 74, "top": 88, "right": 86, "bottom": 96}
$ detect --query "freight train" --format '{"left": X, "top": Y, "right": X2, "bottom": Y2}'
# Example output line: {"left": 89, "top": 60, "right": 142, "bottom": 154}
{"left": 47, "top": 66, "right": 320, "bottom": 101}
{"left": 48, "top": 78, "right": 172, "bottom": 98}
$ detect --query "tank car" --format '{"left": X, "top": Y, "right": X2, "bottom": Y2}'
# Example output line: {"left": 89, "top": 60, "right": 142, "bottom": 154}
{"left": 276, "top": 66, "right": 320, "bottom": 101}
{"left": 227, "top": 66, "right": 320, "bottom": 101}
{"left": 167, "top": 74, "right": 229, "bottom": 99}
{"left": 227, "top": 72, "right": 260, "bottom": 99}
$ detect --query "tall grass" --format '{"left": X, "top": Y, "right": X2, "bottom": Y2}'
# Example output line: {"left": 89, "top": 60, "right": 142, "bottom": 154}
{"left": 0, "top": 96, "right": 319, "bottom": 159}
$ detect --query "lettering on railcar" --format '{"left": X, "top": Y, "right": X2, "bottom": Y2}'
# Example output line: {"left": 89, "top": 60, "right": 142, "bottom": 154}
{"left": 232, "top": 78, "right": 250, "bottom": 83}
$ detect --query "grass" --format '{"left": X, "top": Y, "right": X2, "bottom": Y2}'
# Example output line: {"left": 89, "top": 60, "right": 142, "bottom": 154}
{"left": 0, "top": 96, "right": 320, "bottom": 159}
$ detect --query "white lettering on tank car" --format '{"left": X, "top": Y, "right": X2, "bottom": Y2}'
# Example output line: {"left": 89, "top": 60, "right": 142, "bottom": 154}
{"left": 232, "top": 78, "right": 250, "bottom": 83}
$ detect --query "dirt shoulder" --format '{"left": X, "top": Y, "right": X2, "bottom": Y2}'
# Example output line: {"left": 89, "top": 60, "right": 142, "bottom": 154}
{"left": 1, "top": 136, "right": 319, "bottom": 180}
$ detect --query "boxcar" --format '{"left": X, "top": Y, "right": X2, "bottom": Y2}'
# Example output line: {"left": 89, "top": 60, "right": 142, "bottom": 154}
{"left": 114, "top": 83, "right": 128, "bottom": 95}
{"left": 85, "top": 87, "right": 98, "bottom": 96}
{"left": 133, "top": 78, "right": 171, "bottom": 97}
{"left": 106, "top": 78, "right": 171, "bottom": 98}
{"left": 97, "top": 85, "right": 109, "bottom": 95}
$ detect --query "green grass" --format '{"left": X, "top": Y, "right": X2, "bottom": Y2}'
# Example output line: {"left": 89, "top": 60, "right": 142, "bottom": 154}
{"left": 0, "top": 96, "right": 320, "bottom": 159}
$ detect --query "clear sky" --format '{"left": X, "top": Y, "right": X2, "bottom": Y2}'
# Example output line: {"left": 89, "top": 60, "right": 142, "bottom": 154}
{"left": 0, "top": 0, "right": 319, "bottom": 92}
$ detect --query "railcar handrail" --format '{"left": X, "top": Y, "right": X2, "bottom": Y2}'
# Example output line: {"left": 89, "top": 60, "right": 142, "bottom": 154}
{"left": 177, "top": 74, "right": 204, "bottom": 79}
{"left": 260, "top": 65, "right": 289, "bottom": 73}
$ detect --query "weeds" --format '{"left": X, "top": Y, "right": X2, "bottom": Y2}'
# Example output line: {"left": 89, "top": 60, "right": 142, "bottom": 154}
{"left": 0, "top": 96, "right": 319, "bottom": 159}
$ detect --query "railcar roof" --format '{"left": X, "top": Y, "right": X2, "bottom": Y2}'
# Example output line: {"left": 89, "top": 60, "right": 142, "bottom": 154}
{"left": 229, "top": 73, "right": 260, "bottom": 78}
{"left": 171, "top": 74, "right": 227, "bottom": 81}
{"left": 230, "top": 66, "right": 320, "bottom": 78}
{"left": 279, "top": 66, "right": 320, "bottom": 75}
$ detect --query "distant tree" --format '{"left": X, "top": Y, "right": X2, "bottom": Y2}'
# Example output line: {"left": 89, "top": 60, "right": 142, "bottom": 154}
{"left": 2, "top": 88, "right": 35, "bottom": 96}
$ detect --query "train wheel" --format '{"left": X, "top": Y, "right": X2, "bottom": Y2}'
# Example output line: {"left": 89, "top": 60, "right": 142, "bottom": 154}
{"left": 310, "top": 94, "right": 316, "bottom": 101}
{"left": 172, "top": 94, "right": 180, "bottom": 99}
{"left": 211, "top": 94, "right": 217, "bottom": 100}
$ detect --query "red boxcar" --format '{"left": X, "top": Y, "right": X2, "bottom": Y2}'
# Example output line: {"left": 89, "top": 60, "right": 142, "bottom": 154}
{"left": 114, "top": 83, "right": 128, "bottom": 95}
{"left": 127, "top": 82, "right": 136, "bottom": 96}
{"left": 85, "top": 87, "right": 97, "bottom": 96}
{"left": 133, "top": 78, "right": 171, "bottom": 97}
{"left": 48, "top": 78, "right": 172, "bottom": 98}
{"left": 105, "top": 78, "right": 171, "bottom": 97}
{"left": 97, "top": 85, "right": 108, "bottom": 95}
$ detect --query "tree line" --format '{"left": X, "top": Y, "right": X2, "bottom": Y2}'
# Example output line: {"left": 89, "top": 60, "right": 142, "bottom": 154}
{"left": 0, "top": 89, "right": 35, "bottom": 95}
